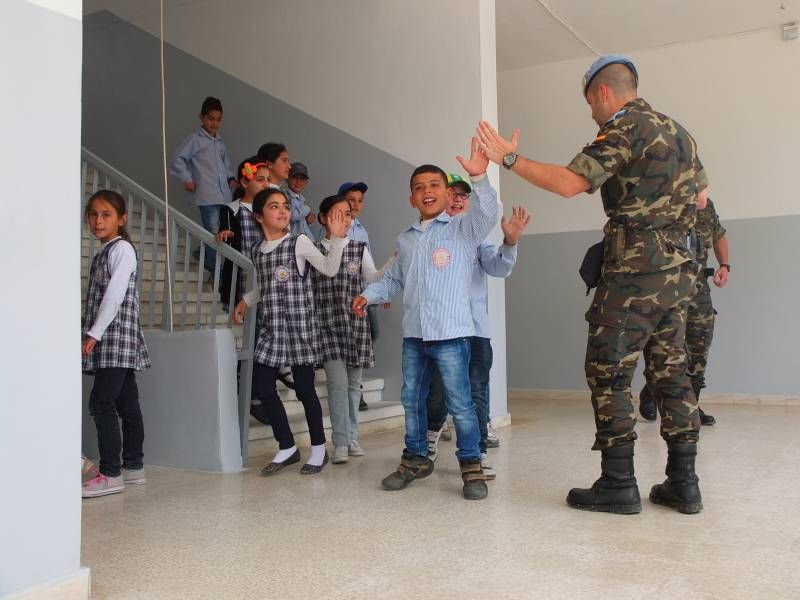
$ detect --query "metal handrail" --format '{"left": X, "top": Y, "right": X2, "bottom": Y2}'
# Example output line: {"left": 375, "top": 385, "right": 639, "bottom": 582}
{"left": 81, "top": 147, "right": 257, "bottom": 463}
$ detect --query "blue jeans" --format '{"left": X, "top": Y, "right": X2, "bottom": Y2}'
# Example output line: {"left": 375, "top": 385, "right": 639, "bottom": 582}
{"left": 427, "top": 336, "right": 493, "bottom": 452}
{"left": 195, "top": 204, "right": 221, "bottom": 272}
{"left": 401, "top": 337, "right": 480, "bottom": 461}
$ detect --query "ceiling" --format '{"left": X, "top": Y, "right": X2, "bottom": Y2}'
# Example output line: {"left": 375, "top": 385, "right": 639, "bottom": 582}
{"left": 496, "top": 0, "right": 800, "bottom": 71}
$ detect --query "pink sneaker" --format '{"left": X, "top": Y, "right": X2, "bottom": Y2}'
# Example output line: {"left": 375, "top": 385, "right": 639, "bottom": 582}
{"left": 82, "top": 473, "right": 124, "bottom": 498}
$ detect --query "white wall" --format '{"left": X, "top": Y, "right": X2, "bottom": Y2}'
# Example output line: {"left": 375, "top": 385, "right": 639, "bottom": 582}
{"left": 0, "top": 1, "right": 88, "bottom": 598}
{"left": 499, "top": 28, "right": 800, "bottom": 235}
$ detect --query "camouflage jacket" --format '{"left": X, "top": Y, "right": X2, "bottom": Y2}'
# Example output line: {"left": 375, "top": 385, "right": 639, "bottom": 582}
{"left": 567, "top": 98, "right": 708, "bottom": 275}
{"left": 695, "top": 198, "right": 726, "bottom": 268}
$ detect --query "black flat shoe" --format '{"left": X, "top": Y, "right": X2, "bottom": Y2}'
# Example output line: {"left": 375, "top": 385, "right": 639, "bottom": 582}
{"left": 260, "top": 449, "right": 300, "bottom": 476}
{"left": 359, "top": 394, "right": 368, "bottom": 411}
{"left": 300, "top": 451, "right": 329, "bottom": 475}
{"left": 250, "top": 403, "right": 271, "bottom": 426}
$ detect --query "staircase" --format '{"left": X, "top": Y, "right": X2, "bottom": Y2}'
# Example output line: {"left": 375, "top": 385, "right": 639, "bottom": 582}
{"left": 81, "top": 149, "right": 403, "bottom": 461}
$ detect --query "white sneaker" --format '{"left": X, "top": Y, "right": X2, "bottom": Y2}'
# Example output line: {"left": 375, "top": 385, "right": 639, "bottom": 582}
{"left": 82, "top": 473, "right": 125, "bottom": 498}
{"left": 348, "top": 441, "right": 365, "bottom": 457}
{"left": 332, "top": 445, "right": 350, "bottom": 464}
{"left": 480, "top": 452, "right": 496, "bottom": 481}
{"left": 486, "top": 423, "right": 500, "bottom": 448}
{"left": 427, "top": 429, "right": 442, "bottom": 462}
{"left": 440, "top": 421, "right": 453, "bottom": 441}
{"left": 122, "top": 468, "right": 146, "bottom": 485}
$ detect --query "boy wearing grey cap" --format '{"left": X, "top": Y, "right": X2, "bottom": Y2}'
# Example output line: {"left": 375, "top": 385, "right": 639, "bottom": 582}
{"left": 286, "top": 162, "right": 316, "bottom": 239}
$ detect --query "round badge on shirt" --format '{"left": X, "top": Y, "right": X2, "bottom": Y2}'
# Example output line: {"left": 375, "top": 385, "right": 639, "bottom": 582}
{"left": 432, "top": 247, "right": 451, "bottom": 268}
{"left": 346, "top": 260, "right": 360, "bottom": 276}
{"left": 274, "top": 265, "right": 291, "bottom": 282}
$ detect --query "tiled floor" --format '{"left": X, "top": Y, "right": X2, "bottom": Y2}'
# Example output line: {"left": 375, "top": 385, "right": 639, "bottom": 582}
{"left": 81, "top": 396, "right": 800, "bottom": 599}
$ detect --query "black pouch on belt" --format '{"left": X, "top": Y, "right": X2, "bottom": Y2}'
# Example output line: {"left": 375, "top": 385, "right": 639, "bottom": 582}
{"left": 579, "top": 241, "right": 604, "bottom": 296}
{"left": 703, "top": 267, "right": 715, "bottom": 278}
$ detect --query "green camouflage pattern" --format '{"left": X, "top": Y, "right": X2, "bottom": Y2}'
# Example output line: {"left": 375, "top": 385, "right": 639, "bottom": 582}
{"left": 586, "top": 263, "right": 700, "bottom": 450}
{"left": 568, "top": 98, "right": 707, "bottom": 275}
{"left": 694, "top": 198, "right": 726, "bottom": 269}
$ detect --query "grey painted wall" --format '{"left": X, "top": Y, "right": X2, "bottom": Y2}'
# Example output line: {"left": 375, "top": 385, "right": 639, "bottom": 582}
{"left": 82, "top": 11, "right": 420, "bottom": 404}
{"left": 507, "top": 215, "right": 800, "bottom": 396}
{"left": 82, "top": 329, "right": 242, "bottom": 472}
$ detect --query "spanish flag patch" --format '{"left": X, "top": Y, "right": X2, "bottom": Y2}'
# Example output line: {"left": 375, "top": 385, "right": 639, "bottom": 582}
{"left": 593, "top": 134, "right": 607, "bottom": 144}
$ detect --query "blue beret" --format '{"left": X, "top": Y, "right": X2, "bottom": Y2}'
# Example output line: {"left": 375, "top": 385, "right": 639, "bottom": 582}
{"left": 582, "top": 54, "right": 638, "bottom": 96}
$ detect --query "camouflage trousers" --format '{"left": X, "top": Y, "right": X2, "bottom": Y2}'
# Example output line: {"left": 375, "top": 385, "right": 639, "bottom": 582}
{"left": 641, "top": 278, "right": 716, "bottom": 403}
{"left": 585, "top": 262, "right": 700, "bottom": 450}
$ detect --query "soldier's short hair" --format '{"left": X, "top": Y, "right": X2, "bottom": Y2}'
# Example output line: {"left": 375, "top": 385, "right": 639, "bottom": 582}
{"left": 587, "top": 63, "right": 637, "bottom": 97}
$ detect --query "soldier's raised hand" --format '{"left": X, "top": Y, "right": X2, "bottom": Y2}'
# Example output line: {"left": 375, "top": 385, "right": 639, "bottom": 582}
{"left": 501, "top": 206, "right": 531, "bottom": 245}
{"left": 476, "top": 122, "right": 519, "bottom": 166}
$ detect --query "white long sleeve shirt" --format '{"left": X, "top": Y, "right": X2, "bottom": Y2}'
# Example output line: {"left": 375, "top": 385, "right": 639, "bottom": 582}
{"left": 319, "top": 237, "right": 392, "bottom": 284}
{"left": 86, "top": 237, "right": 138, "bottom": 341}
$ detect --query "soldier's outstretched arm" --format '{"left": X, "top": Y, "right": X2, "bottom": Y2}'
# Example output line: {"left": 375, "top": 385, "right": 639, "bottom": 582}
{"left": 475, "top": 121, "right": 590, "bottom": 198}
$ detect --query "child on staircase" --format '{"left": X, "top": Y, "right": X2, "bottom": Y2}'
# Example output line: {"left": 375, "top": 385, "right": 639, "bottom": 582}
{"left": 312, "top": 194, "right": 389, "bottom": 465}
{"left": 232, "top": 188, "right": 349, "bottom": 475}
{"left": 82, "top": 190, "right": 151, "bottom": 498}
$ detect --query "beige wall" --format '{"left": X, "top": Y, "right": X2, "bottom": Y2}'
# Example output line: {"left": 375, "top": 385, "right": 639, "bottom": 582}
{"left": 498, "top": 28, "right": 800, "bottom": 234}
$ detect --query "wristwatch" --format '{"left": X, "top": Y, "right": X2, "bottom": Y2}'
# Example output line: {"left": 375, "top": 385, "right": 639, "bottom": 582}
{"left": 719, "top": 263, "right": 731, "bottom": 272}
{"left": 502, "top": 153, "right": 518, "bottom": 170}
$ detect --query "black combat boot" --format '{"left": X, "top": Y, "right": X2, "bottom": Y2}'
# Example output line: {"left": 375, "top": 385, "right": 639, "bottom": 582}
{"left": 567, "top": 444, "right": 642, "bottom": 514}
{"left": 638, "top": 385, "right": 657, "bottom": 422}
{"left": 650, "top": 442, "right": 703, "bottom": 514}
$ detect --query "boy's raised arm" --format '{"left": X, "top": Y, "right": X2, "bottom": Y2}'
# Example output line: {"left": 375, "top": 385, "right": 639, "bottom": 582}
{"left": 455, "top": 137, "right": 500, "bottom": 246}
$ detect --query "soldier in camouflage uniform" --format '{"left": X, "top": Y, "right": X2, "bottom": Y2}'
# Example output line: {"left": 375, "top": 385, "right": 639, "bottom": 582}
{"left": 476, "top": 55, "right": 708, "bottom": 514}
{"left": 639, "top": 198, "right": 730, "bottom": 425}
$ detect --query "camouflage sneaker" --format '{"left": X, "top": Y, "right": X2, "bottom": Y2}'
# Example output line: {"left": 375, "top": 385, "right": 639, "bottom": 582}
{"left": 459, "top": 459, "right": 489, "bottom": 500}
{"left": 381, "top": 451, "right": 434, "bottom": 491}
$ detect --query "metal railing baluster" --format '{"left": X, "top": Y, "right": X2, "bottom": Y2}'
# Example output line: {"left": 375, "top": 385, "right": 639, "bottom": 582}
{"left": 180, "top": 228, "right": 190, "bottom": 329}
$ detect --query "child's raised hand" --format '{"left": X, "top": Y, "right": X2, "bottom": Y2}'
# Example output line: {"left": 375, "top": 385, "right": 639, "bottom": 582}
{"left": 82, "top": 336, "right": 97, "bottom": 357}
{"left": 184, "top": 181, "right": 196, "bottom": 192}
{"left": 327, "top": 207, "right": 349, "bottom": 238}
{"left": 216, "top": 229, "right": 235, "bottom": 242}
{"left": 232, "top": 299, "right": 248, "bottom": 324}
{"left": 501, "top": 206, "right": 532, "bottom": 246}
{"left": 352, "top": 296, "right": 368, "bottom": 318}
{"left": 305, "top": 213, "right": 316, "bottom": 225}
{"left": 456, "top": 136, "right": 489, "bottom": 177}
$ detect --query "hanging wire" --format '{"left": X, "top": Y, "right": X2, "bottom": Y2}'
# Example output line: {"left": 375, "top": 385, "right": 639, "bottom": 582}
{"left": 535, "top": 0, "right": 601, "bottom": 56}
{"left": 159, "top": 0, "right": 174, "bottom": 332}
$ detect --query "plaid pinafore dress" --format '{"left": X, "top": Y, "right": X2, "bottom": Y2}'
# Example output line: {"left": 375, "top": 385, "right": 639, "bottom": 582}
{"left": 236, "top": 204, "right": 263, "bottom": 301}
{"left": 82, "top": 238, "right": 151, "bottom": 373}
{"left": 251, "top": 235, "right": 322, "bottom": 367}
{"left": 312, "top": 240, "right": 375, "bottom": 369}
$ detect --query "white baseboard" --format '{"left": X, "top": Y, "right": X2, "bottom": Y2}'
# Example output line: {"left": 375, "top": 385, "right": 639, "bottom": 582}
{"left": 508, "top": 389, "right": 800, "bottom": 407}
{"left": 4, "top": 568, "right": 90, "bottom": 600}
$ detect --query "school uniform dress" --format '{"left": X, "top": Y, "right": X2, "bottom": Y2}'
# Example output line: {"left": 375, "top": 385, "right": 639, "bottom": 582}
{"left": 219, "top": 200, "right": 263, "bottom": 306}
{"left": 243, "top": 233, "right": 347, "bottom": 449}
{"left": 313, "top": 239, "right": 377, "bottom": 447}
{"left": 82, "top": 237, "right": 150, "bottom": 477}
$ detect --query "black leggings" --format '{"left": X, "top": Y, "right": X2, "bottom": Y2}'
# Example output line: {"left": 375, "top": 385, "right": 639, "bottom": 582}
{"left": 252, "top": 364, "right": 325, "bottom": 449}
{"left": 89, "top": 368, "right": 145, "bottom": 477}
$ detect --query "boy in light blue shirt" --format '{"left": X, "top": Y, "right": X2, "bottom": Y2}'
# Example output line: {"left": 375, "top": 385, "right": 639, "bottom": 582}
{"left": 169, "top": 96, "right": 236, "bottom": 273}
{"left": 285, "top": 162, "right": 316, "bottom": 239}
{"left": 426, "top": 174, "right": 531, "bottom": 477}
{"left": 352, "top": 139, "right": 499, "bottom": 500}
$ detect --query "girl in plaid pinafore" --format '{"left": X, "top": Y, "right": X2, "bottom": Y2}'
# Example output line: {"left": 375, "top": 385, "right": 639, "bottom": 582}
{"left": 312, "top": 195, "right": 388, "bottom": 464}
{"left": 218, "top": 157, "right": 268, "bottom": 308}
{"left": 233, "top": 189, "right": 350, "bottom": 475}
{"left": 81, "top": 190, "right": 150, "bottom": 498}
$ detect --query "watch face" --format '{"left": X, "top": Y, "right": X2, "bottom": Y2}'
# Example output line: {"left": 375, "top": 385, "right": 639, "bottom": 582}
{"left": 503, "top": 153, "right": 516, "bottom": 167}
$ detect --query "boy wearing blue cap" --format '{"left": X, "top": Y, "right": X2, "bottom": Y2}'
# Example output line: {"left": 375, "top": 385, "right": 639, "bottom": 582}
{"left": 352, "top": 138, "right": 500, "bottom": 500}
{"left": 286, "top": 162, "right": 316, "bottom": 239}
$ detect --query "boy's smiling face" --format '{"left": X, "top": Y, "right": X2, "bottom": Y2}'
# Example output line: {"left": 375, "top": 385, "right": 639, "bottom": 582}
{"left": 410, "top": 172, "right": 448, "bottom": 220}
{"left": 344, "top": 190, "right": 365, "bottom": 219}
{"left": 446, "top": 183, "right": 470, "bottom": 216}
